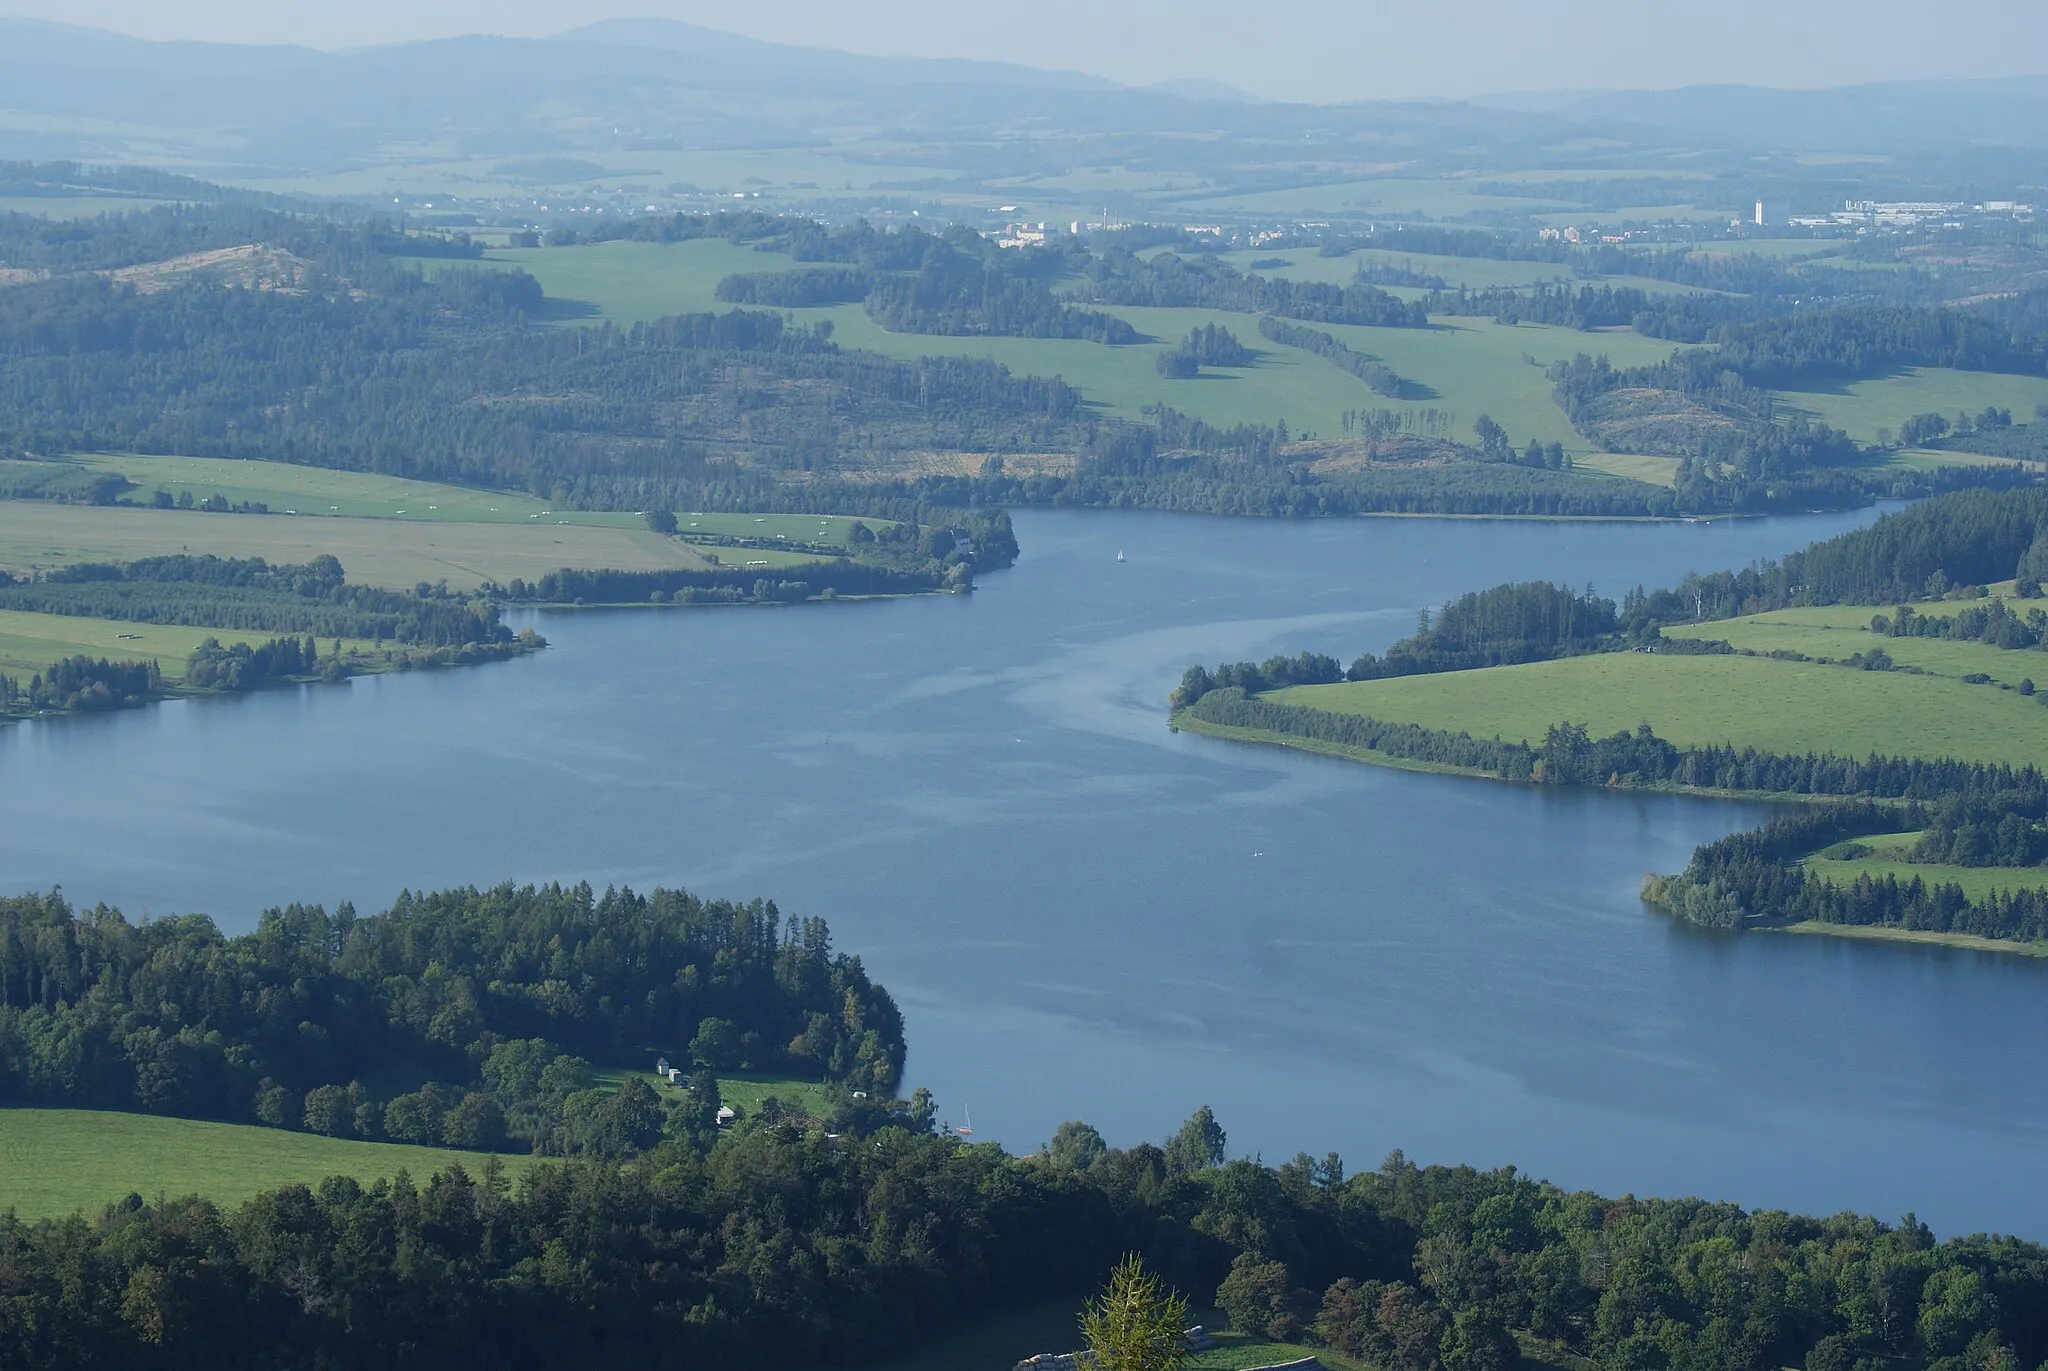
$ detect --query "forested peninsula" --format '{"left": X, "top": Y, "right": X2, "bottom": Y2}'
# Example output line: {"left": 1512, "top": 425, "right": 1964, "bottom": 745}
{"left": 1170, "top": 489, "right": 2048, "bottom": 950}
{"left": 0, "top": 883, "right": 903, "bottom": 1151}
{"left": 0, "top": 553, "right": 542, "bottom": 718}
{"left": 4, "top": 880, "right": 2048, "bottom": 1371}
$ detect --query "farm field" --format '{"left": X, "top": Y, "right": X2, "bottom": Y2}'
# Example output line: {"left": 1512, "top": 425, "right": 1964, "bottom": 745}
{"left": 429, "top": 237, "right": 789, "bottom": 322}
{"left": 1270, "top": 639, "right": 2048, "bottom": 769}
{"left": 1209, "top": 246, "right": 1575, "bottom": 291}
{"left": 48, "top": 456, "right": 894, "bottom": 554}
{"left": 58, "top": 452, "right": 641, "bottom": 526}
{"left": 459, "top": 239, "right": 1692, "bottom": 446}
{"left": 1776, "top": 367, "right": 2048, "bottom": 443}
{"left": 1168, "top": 175, "right": 1577, "bottom": 218}
{"left": 1661, "top": 603, "right": 2048, "bottom": 687}
{"left": 1802, "top": 830, "right": 2048, "bottom": 901}
{"left": 0, "top": 195, "right": 171, "bottom": 219}
{"left": 813, "top": 303, "right": 1677, "bottom": 449}
{"left": 1880, "top": 447, "right": 2031, "bottom": 472}
{"left": 0, "top": 1108, "right": 534, "bottom": 1222}
{"left": 0, "top": 502, "right": 718, "bottom": 589}
{"left": 0, "top": 607, "right": 374, "bottom": 679}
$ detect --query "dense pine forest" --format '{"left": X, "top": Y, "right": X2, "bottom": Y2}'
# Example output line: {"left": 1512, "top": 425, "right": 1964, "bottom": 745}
{"left": 0, "top": 883, "right": 903, "bottom": 1153}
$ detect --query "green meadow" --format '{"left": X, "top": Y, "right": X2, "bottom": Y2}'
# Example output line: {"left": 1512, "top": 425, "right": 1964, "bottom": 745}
{"left": 1271, "top": 634, "right": 2048, "bottom": 770}
{"left": 592, "top": 1065, "right": 837, "bottom": 1121}
{"left": 1571, "top": 452, "right": 1681, "bottom": 485}
{"left": 0, "top": 455, "right": 880, "bottom": 592}
{"left": 1777, "top": 368, "right": 2048, "bottom": 443}
{"left": 446, "top": 238, "right": 1682, "bottom": 449}
{"left": 0, "top": 1108, "right": 534, "bottom": 1222}
{"left": 61, "top": 451, "right": 641, "bottom": 525}
{"left": 1661, "top": 603, "right": 2048, "bottom": 687}
{"left": 0, "top": 501, "right": 718, "bottom": 590}
{"left": 0, "top": 608, "right": 375, "bottom": 679}
{"left": 1802, "top": 830, "right": 2048, "bottom": 902}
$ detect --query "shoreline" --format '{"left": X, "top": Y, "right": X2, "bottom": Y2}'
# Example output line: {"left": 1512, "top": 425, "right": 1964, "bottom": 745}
{"left": 1169, "top": 709, "right": 1844, "bottom": 804}
{"left": 1765, "top": 921, "right": 2048, "bottom": 959}
{"left": 1179, "top": 712, "right": 2048, "bottom": 959}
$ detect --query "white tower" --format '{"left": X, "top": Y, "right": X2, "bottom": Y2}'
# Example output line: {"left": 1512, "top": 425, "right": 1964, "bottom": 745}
{"left": 1754, "top": 200, "right": 1767, "bottom": 227}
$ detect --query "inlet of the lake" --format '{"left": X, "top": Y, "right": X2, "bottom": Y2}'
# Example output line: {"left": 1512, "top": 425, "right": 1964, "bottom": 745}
{"left": 7, "top": 506, "right": 2043, "bottom": 1235}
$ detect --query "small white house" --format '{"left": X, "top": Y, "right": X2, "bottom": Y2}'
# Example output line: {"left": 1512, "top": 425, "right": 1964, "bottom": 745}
{"left": 715, "top": 1105, "right": 737, "bottom": 1126}
{"left": 667, "top": 1068, "right": 684, "bottom": 1086}
{"left": 654, "top": 1056, "right": 670, "bottom": 1076}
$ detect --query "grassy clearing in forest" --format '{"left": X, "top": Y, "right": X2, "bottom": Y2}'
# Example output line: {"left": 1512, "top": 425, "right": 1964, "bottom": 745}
{"left": 591, "top": 1065, "right": 836, "bottom": 1121}
{"left": 1801, "top": 829, "right": 2048, "bottom": 902}
{"left": 0, "top": 1108, "right": 533, "bottom": 1221}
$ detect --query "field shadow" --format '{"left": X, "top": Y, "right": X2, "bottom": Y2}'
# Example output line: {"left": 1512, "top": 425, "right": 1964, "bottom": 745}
{"left": 1776, "top": 365, "right": 1919, "bottom": 399}
{"left": 533, "top": 297, "right": 604, "bottom": 323}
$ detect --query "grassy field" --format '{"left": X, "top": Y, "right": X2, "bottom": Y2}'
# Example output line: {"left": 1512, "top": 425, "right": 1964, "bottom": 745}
{"left": 413, "top": 237, "right": 786, "bottom": 322}
{"left": 0, "top": 607, "right": 375, "bottom": 678}
{"left": 1777, "top": 368, "right": 2048, "bottom": 443}
{"left": 0, "top": 195, "right": 173, "bottom": 220}
{"left": 1271, "top": 640, "right": 2048, "bottom": 770}
{"left": 457, "top": 240, "right": 1681, "bottom": 449}
{"left": 0, "top": 502, "right": 718, "bottom": 590}
{"left": 1661, "top": 603, "right": 2048, "bottom": 687}
{"left": 0, "top": 1108, "right": 534, "bottom": 1221}
{"left": 1802, "top": 829, "right": 2048, "bottom": 901}
{"left": 1206, "top": 245, "right": 1574, "bottom": 292}
{"left": 61, "top": 452, "right": 643, "bottom": 526}
{"left": 51, "top": 455, "right": 887, "bottom": 553}
{"left": 1572, "top": 451, "right": 1682, "bottom": 485}
{"left": 593, "top": 1065, "right": 837, "bottom": 1121}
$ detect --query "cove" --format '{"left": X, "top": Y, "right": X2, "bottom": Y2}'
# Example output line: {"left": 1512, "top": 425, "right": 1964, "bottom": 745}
{"left": 5, "top": 505, "right": 2045, "bottom": 1237}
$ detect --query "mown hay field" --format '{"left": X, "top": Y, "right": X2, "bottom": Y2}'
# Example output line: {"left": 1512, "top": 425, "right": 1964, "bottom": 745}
{"left": 0, "top": 1108, "right": 533, "bottom": 1221}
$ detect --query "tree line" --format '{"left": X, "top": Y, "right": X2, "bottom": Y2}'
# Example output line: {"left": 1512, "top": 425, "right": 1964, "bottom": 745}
{"left": 1647, "top": 798, "right": 2048, "bottom": 943}
{"left": 0, "top": 882, "right": 904, "bottom": 1154}
{"left": 0, "top": 555, "right": 511, "bottom": 647}
{"left": 0, "top": 656, "right": 160, "bottom": 715}
{"left": 1255, "top": 317, "right": 1428, "bottom": 398}
{"left": 1076, "top": 248, "right": 1431, "bottom": 327}
{"left": 1, "top": 1101, "right": 2042, "bottom": 1371}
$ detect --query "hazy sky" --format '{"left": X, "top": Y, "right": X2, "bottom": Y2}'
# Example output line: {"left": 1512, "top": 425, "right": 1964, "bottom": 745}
{"left": 13, "top": 0, "right": 2048, "bottom": 102}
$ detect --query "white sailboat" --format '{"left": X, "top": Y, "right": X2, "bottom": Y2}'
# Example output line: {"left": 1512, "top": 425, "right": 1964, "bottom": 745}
{"left": 956, "top": 1104, "right": 973, "bottom": 1136}
{"left": 1115, "top": 549, "right": 1126, "bottom": 564}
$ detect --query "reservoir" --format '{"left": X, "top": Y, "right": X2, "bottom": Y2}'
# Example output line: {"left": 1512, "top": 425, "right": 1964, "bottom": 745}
{"left": 5, "top": 506, "right": 2044, "bottom": 1236}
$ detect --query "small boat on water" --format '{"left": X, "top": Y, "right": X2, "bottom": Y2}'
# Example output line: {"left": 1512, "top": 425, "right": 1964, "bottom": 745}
{"left": 956, "top": 1104, "right": 973, "bottom": 1137}
{"left": 1115, "top": 549, "right": 1126, "bottom": 563}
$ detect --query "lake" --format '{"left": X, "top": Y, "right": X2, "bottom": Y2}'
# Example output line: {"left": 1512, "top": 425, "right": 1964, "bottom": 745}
{"left": 5, "top": 506, "right": 2046, "bottom": 1236}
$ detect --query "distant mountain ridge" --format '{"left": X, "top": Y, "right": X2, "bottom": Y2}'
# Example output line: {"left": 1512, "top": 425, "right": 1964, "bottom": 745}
{"left": 554, "top": 17, "right": 1121, "bottom": 92}
{"left": 0, "top": 15, "right": 2042, "bottom": 175}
